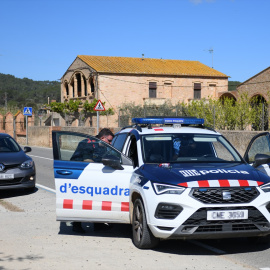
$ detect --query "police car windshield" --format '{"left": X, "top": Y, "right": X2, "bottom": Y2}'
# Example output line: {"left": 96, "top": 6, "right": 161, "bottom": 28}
{"left": 141, "top": 134, "right": 242, "bottom": 163}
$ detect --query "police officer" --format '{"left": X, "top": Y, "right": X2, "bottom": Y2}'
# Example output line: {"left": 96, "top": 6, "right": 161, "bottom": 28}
{"left": 72, "top": 128, "right": 114, "bottom": 233}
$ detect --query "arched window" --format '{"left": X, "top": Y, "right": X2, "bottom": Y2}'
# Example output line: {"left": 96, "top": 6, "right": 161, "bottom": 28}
{"left": 250, "top": 95, "right": 268, "bottom": 131}
{"left": 90, "top": 77, "right": 95, "bottom": 94}
{"left": 76, "top": 73, "right": 81, "bottom": 97}
{"left": 65, "top": 82, "right": 69, "bottom": 97}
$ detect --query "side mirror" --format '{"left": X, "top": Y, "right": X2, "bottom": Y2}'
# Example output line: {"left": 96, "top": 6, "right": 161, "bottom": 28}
{"left": 24, "top": 146, "right": 32, "bottom": 153}
{"left": 253, "top": 153, "right": 270, "bottom": 168}
{"left": 102, "top": 154, "right": 124, "bottom": 170}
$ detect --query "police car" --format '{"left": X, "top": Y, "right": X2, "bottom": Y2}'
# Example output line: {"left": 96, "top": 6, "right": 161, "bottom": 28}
{"left": 52, "top": 117, "right": 270, "bottom": 249}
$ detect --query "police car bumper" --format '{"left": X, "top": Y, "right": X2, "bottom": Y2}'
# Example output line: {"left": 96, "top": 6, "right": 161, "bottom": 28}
{"left": 141, "top": 185, "right": 270, "bottom": 240}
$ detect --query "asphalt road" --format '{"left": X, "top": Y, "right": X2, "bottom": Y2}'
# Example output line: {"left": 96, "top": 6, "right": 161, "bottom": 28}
{"left": 0, "top": 146, "right": 270, "bottom": 270}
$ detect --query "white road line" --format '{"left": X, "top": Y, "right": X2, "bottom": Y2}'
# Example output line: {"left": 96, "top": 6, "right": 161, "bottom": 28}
{"left": 188, "top": 240, "right": 226, "bottom": 254}
{"left": 28, "top": 154, "right": 53, "bottom": 161}
{"left": 36, "top": 183, "right": 56, "bottom": 194}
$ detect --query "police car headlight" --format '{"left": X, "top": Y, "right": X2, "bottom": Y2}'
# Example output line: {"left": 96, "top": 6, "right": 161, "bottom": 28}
{"left": 20, "top": 159, "right": 34, "bottom": 169}
{"left": 260, "top": 182, "right": 270, "bottom": 193}
{"left": 153, "top": 183, "right": 185, "bottom": 195}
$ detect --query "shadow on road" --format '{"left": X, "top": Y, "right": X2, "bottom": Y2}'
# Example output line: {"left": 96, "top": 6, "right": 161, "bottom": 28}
{"left": 58, "top": 221, "right": 132, "bottom": 239}
{"left": 58, "top": 221, "right": 270, "bottom": 255}
{"left": 153, "top": 237, "right": 270, "bottom": 255}
{"left": 0, "top": 187, "right": 38, "bottom": 199}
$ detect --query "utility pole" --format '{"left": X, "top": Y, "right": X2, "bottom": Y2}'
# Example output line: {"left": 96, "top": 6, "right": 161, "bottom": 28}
{"left": 209, "top": 48, "right": 214, "bottom": 68}
{"left": 204, "top": 48, "right": 214, "bottom": 68}
{"left": 4, "top": 92, "right": 7, "bottom": 112}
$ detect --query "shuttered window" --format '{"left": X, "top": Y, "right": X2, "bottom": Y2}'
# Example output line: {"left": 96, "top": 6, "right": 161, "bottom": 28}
{"left": 149, "top": 82, "right": 157, "bottom": 98}
{"left": 194, "top": 83, "right": 201, "bottom": 99}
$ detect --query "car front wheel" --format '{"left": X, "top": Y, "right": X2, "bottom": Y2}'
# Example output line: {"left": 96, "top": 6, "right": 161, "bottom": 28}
{"left": 132, "top": 198, "right": 159, "bottom": 249}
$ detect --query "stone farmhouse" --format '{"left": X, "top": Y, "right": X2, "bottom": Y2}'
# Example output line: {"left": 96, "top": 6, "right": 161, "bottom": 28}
{"left": 236, "top": 66, "right": 270, "bottom": 102}
{"left": 60, "top": 55, "right": 229, "bottom": 127}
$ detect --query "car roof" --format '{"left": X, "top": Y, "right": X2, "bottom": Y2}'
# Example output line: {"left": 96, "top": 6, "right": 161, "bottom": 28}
{"left": 0, "top": 133, "right": 12, "bottom": 138}
{"left": 119, "top": 126, "right": 220, "bottom": 136}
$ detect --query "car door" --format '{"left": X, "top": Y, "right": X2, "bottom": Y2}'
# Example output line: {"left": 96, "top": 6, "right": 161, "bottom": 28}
{"left": 52, "top": 131, "right": 134, "bottom": 224}
{"left": 243, "top": 132, "right": 270, "bottom": 176}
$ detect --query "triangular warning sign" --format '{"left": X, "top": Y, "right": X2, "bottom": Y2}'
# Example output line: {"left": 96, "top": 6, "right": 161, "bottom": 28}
{"left": 94, "top": 100, "right": 105, "bottom": 111}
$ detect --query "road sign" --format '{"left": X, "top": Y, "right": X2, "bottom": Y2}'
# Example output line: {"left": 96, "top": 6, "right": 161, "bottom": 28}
{"left": 94, "top": 100, "right": 105, "bottom": 111}
{"left": 23, "top": 107, "right": 33, "bottom": 116}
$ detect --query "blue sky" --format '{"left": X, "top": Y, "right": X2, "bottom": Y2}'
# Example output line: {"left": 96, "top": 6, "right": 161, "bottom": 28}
{"left": 0, "top": 0, "right": 269, "bottom": 82}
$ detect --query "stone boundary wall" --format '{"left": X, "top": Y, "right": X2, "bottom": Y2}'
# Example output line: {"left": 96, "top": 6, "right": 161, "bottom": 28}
{"left": 0, "top": 112, "right": 34, "bottom": 143}
{"left": 24, "top": 126, "right": 264, "bottom": 157}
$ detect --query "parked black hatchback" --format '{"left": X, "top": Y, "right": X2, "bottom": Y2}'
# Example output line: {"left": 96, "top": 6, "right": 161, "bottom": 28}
{"left": 0, "top": 133, "right": 36, "bottom": 190}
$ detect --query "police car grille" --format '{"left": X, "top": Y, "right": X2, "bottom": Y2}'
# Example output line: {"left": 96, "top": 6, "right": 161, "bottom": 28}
{"left": 191, "top": 187, "right": 259, "bottom": 204}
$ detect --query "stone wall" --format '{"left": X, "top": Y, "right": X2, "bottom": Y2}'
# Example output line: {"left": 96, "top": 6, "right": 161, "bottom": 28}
{"left": 25, "top": 126, "right": 264, "bottom": 157}
{"left": 0, "top": 111, "right": 34, "bottom": 142}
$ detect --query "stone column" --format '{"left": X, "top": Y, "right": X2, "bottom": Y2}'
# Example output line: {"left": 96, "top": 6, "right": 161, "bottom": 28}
{"left": 5, "top": 112, "right": 14, "bottom": 137}
{"left": 0, "top": 114, "right": 4, "bottom": 131}
{"left": 15, "top": 111, "right": 24, "bottom": 132}
{"left": 74, "top": 77, "right": 78, "bottom": 97}
{"left": 81, "top": 74, "right": 85, "bottom": 97}
{"left": 68, "top": 84, "right": 73, "bottom": 98}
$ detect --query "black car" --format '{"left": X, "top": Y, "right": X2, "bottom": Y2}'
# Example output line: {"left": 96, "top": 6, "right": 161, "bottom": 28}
{"left": 0, "top": 133, "right": 36, "bottom": 190}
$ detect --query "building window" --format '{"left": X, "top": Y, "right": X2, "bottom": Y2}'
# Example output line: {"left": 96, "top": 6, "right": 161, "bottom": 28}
{"left": 194, "top": 83, "right": 201, "bottom": 99}
{"left": 90, "top": 77, "right": 95, "bottom": 94}
{"left": 76, "top": 73, "right": 81, "bottom": 97}
{"left": 149, "top": 82, "right": 157, "bottom": 98}
{"left": 65, "top": 83, "right": 69, "bottom": 97}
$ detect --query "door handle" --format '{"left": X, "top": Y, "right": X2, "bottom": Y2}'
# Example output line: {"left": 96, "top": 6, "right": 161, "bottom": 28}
{"left": 56, "top": 170, "right": 73, "bottom": 175}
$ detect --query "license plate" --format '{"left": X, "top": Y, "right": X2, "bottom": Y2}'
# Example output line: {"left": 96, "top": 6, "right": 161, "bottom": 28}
{"left": 0, "top": 174, "right": 14, "bottom": 179}
{"left": 207, "top": 210, "right": 248, "bottom": 220}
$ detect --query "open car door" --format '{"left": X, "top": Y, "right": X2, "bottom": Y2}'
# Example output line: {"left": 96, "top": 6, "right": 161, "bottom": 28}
{"left": 52, "top": 131, "right": 134, "bottom": 224}
{"left": 243, "top": 132, "right": 270, "bottom": 176}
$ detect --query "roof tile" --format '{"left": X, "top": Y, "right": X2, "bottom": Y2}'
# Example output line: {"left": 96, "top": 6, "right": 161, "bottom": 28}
{"left": 78, "top": 55, "right": 228, "bottom": 77}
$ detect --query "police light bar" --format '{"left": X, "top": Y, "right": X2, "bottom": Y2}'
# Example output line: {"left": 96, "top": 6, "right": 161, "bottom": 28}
{"left": 132, "top": 117, "right": 204, "bottom": 125}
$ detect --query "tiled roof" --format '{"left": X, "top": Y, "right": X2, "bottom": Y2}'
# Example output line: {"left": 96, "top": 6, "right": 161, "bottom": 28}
{"left": 78, "top": 55, "right": 228, "bottom": 78}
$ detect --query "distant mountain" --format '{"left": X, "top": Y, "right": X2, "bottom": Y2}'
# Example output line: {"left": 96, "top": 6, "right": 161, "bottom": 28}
{"left": 228, "top": 81, "right": 241, "bottom": 91}
{"left": 0, "top": 73, "right": 60, "bottom": 111}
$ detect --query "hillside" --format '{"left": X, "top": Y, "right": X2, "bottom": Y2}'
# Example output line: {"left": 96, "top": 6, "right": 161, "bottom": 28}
{"left": 0, "top": 73, "right": 60, "bottom": 111}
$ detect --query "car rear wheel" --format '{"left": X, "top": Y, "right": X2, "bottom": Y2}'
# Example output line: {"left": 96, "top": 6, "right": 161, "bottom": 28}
{"left": 132, "top": 198, "right": 159, "bottom": 249}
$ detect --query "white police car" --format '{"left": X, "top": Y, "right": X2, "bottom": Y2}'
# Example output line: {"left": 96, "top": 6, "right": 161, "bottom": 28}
{"left": 52, "top": 117, "right": 270, "bottom": 249}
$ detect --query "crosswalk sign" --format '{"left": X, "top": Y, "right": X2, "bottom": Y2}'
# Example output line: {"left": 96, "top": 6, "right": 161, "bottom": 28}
{"left": 23, "top": 107, "right": 32, "bottom": 116}
{"left": 93, "top": 100, "right": 105, "bottom": 111}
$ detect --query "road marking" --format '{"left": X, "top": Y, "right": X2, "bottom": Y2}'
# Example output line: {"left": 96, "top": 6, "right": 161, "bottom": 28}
{"left": 188, "top": 240, "right": 226, "bottom": 254}
{"left": 28, "top": 154, "right": 53, "bottom": 161}
{"left": 36, "top": 183, "right": 56, "bottom": 194}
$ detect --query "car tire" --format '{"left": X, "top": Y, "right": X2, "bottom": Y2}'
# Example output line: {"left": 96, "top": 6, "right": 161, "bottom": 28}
{"left": 132, "top": 198, "right": 159, "bottom": 249}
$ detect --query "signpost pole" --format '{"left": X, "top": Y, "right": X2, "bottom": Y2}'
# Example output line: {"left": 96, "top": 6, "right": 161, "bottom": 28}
{"left": 93, "top": 100, "right": 105, "bottom": 134}
{"left": 26, "top": 116, "right": 28, "bottom": 145}
{"left": 23, "top": 107, "right": 32, "bottom": 146}
{"left": 97, "top": 111, "right": 99, "bottom": 134}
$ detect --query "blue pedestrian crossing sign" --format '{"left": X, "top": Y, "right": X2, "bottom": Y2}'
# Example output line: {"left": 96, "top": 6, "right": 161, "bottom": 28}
{"left": 23, "top": 107, "right": 32, "bottom": 116}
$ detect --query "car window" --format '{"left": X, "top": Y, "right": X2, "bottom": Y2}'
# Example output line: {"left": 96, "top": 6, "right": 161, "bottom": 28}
{"left": 141, "top": 134, "right": 242, "bottom": 163}
{"left": 0, "top": 137, "right": 20, "bottom": 152}
{"left": 112, "top": 133, "right": 128, "bottom": 151}
{"left": 246, "top": 134, "right": 270, "bottom": 163}
{"left": 127, "top": 136, "right": 139, "bottom": 167}
{"left": 57, "top": 133, "right": 121, "bottom": 163}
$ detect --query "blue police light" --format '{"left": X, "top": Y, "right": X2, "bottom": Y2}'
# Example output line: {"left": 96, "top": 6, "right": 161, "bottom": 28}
{"left": 132, "top": 117, "right": 204, "bottom": 125}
